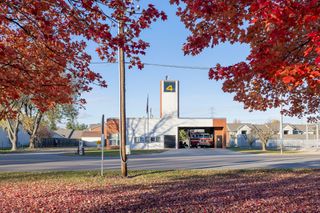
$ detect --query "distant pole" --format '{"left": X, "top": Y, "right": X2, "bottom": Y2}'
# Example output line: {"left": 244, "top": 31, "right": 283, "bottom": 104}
{"left": 119, "top": 18, "right": 127, "bottom": 177}
{"left": 316, "top": 123, "right": 319, "bottom": 141}
{"left": 279, "top": 104, "right": 284, "bottom": 155}
{"left": 306, "top": 123, "right": 309, "bottom": 141}
{"left": 210, "top": 107, "right": 215, "bottom": 118}
{"left": 101, "top": 114, "right": 105, "bottom": 176}
{"left": 316, "top": 123, "right": 319, "bottom": 149}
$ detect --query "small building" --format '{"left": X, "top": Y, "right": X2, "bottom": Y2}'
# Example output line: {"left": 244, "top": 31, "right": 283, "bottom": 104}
{"left": 81, "top": 131, "right": 101, "bottom": 147}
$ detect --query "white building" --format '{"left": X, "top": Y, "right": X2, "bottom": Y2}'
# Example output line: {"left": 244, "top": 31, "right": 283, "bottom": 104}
{"left": 106, "top": 80, "right": 228, "bottom": 150}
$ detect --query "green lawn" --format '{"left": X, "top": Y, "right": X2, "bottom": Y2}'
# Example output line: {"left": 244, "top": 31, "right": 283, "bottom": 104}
{"left": 228, "top": 147, "right": 301, "bottom": 154}
{"left": 1, "top": 169, "right": 320, "bottom": 212}
{"left": 0, "top": 148, "right": 34, "bottom": 154}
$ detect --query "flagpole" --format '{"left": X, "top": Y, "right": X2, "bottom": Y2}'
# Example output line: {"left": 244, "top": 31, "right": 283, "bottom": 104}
{"left": 147, "top": 94, "right": 150, "bottom": 149}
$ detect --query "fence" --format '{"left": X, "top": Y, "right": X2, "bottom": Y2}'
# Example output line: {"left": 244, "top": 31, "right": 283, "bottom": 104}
{"left": 234, "top": 136, "right": 320, "bottom": 150}
{"left": 268, "top": 139, "right": 320, "bottom": 150}
{"left": 37, "top": 138, "right": 80, "bottom": 148}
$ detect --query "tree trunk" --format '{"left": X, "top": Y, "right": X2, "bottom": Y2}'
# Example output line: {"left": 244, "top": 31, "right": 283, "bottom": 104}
{"left": 28, "top": 112, "right": 42, "bottom": 149}
{"left": 262, "top": 142, "right": 267, "bottom": 151}
{"left": 5, "top": 116, "right": 20, "bottom": 151}
{"left": 29, "top": 135, "right": 36, "bottom": 149}
{"left": 10, "top": 135, "right": 17, "bottom": 151}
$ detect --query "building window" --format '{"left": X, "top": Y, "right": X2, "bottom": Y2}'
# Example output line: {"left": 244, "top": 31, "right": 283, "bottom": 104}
{"left": 134, "top": 137, "right": 146, "bottom": 143}
{"left": 151, "top": 136, "right": 161, "bottom": 142}
{"left": 134, "top": 137, "right": 140, "bottom": 143}
{"left": 134, "top": 136, "right": 161, "bottom": 143}
{"left": 109, "top": 134, "right": 119, "bottom": 146}
{"left": 284, "top": 130, "right": 289, "bottom": 135}
{"left": 241, "top": 130, "right": 247, "bottom": 135}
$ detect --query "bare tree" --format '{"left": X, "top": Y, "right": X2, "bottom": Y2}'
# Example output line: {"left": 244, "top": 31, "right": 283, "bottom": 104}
{"left": 251, "top": 123, "right": 275, "bottom": 151}
{"left": 246, "top": 133, "right": 256, "bottom": 148}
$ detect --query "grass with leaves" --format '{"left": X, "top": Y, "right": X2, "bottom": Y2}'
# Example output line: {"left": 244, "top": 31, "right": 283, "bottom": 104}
{"left": 1, "top": 169, "right": 320, "bottom": 212}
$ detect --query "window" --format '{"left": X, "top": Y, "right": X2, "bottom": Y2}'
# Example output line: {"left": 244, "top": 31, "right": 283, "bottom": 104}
{"left": 241, "top": 130, "right": 247, "bottom": 135}
{"left": 134, "top": 137, "right": 141, "bottom": 143}
{"left": 145, "top": 137, "right": 151, "bottom": 143}
{"left": 284, "top": 130, "right": 289, "bottom": 135}
{"left": 109, "top": 134, "right": 119, "bottom": 146}
{"left": 151, "top": 136, "right": 161, "bottom": 142}
{"left": 134, "top": 136, "right": 161, "bottom": 143}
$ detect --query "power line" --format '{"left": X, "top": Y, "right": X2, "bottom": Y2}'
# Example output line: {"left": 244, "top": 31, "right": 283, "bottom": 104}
{"left": 90, "top": 61, "right": 211, "bottom": 70}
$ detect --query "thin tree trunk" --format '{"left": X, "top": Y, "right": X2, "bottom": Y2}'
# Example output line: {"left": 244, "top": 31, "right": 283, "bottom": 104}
{"left": 29, "top": 135, "right": 37, "bottom": 149}
{"left": 28, "top": 112, "right": 42, "bottom": 149}
{"left": 6, "top": 116, "right": 20, "bottom": 151}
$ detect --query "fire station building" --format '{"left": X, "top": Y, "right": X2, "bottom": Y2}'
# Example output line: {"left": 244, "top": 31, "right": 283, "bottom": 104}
{"left": 105, "top": 80, "right": 227, "bottom": 149}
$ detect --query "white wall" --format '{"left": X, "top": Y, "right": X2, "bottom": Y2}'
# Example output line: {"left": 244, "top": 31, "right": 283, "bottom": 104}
{"left": 283, "top": 125, "right": 294, "bottom": 135}
{"left": 127, "top": 116, "right": 213, "bottom": 149}
{"left": 81, "top": 137, "right": 100, "bottom": 147}
{"left": 236, "top": 125, "right": 252, "bottom": 135}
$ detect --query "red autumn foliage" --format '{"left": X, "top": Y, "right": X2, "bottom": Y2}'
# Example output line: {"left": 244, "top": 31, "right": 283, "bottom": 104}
{"left": 0, "top": 0, "right": 166, "bottom": 118}
{"left": 171, "top": 0, "right": 320, "bottom": 121}
{"left": 1, "top": 170, "right": 320, "bottom": 212}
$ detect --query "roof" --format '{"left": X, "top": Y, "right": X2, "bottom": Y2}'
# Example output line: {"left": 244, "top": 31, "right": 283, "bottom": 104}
{"left": 227, "top": 123, "right": 252, "bottom": 132}
{"left": 81, "top": 131, "right": 101, "bottom": 138}
{"left": 54, "top": 129, "right": 83, "bottom": 139}
{"left": 89, "top": 123, "right": 101, "bottom": 131}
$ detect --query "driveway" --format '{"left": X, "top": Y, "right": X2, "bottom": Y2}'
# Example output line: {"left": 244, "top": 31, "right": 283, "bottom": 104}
{"left": 0, "top": 149, "right": 319, "bottom": 172}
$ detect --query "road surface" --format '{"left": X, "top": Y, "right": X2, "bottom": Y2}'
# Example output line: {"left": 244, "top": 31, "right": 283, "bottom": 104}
{"left": 0, "top": 149, "right": 319, "bottom": 172}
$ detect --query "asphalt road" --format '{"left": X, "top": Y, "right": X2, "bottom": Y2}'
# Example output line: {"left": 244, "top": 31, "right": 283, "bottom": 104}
{"left": 0, "top": 149, "right": 320, "bottom": 172}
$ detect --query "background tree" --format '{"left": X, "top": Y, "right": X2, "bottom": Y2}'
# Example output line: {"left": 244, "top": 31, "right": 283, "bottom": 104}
{"left": 0, "top": 0, "right": 166, "bottom": 118}
{"left": 171, "top": 0, "right": 320, "bottom": 121}
{"left": 66, "top": 122, "right": 88, "bottom": 131}
{"left": 251, "top": 124, "right": 276, "bottom": 151}
{"left": 246, "top": 133, "right": 256, "bottom": 149}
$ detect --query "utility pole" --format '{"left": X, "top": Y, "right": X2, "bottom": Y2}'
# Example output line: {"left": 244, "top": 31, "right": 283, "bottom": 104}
{"left": 210, "top": 107, "right": 215, "bottom": 118}
{"left": 279, "top": 104, "right": 283, "bottom": 155}
{"left": 306, "top": 123, "right": 309, "bottom": 141}
{"left": 119, "top": 18, "right": 127, "bottom": 177}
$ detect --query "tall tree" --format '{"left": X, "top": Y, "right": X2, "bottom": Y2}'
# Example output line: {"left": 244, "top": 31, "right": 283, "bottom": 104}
{"left": 0, "top": 0, "right": 166, "bottom": 118}
{"left": 171, "top": 0, "right": 320, "bottom": 121}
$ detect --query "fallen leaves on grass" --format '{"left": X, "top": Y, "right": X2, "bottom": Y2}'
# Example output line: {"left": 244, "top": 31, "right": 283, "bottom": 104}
{"left": 1, "top": 170, "right": 320, "bottom": 212}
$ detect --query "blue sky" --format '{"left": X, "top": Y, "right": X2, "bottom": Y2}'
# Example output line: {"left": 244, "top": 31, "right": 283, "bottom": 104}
{"left": 76, "top": 1, "right": 306, "bottom": 125}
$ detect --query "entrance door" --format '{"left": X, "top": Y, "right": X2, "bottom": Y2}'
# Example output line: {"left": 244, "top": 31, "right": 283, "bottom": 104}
{"left": 216, "top": 135, "right": 223, "bottom": 148}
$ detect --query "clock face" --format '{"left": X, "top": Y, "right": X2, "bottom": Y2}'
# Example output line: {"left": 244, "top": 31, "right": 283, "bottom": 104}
{"left": 164, "top": 81, "right": 176, "bottom": 92}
